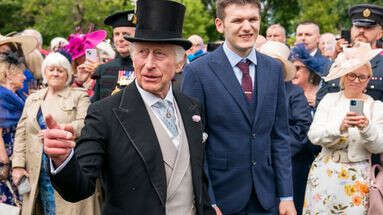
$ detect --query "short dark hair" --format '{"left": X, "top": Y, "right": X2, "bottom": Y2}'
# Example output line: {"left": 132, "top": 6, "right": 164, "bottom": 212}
{"left": 216, "top": 0, "right": 261, "bottom": 20}
{"left": 308, "top": 70, "right": 321, "bottom": 86}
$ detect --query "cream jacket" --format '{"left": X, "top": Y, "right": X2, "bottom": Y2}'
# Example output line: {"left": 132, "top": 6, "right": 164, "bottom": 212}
{"left": 12, "top": 87, "right": 100, "bottom": 215}
{"left": 308, "top": 91, "right": 383, "bottom": 162}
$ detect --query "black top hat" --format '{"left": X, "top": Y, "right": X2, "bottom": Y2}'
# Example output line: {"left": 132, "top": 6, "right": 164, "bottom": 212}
{"left": 348, "top": 4, "right": 383, "bottom": 27}
{"left": 104, "top": 10, "right": 137, "bottom": 28}
{"left": 124, "top": 0, "right": 191, "bottom": 50}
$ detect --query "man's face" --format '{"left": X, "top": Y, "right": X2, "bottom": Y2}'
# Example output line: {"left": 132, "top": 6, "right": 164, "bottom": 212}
{"left": 295, "top": 24, "right": 320, "bottom": 53}
{"left": 215, "top": 3, "right": 260, "bottom": 56}
{"left": 113, "top": 27, "right": 136, "bottom": 56}
{"left": 351, "top": 25, "right": 383, "bottom": 48}
{"left": 0, "top": 44, "right": 11, "bottom": 54}
{"left": 266, "top": 27, "right": 286, "bottom": 43}
{"left": 132, "top": 42, "right": 184, "bottom": 98}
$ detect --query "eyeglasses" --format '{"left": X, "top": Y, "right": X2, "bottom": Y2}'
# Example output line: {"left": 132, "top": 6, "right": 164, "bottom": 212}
{"left": 346, "top": 73, "right": 370, "bottom": 82}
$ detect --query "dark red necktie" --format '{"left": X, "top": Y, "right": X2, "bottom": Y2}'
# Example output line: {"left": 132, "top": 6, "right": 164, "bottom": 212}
{"left": 237, "top": 60, "right": 253, "bottom": 103}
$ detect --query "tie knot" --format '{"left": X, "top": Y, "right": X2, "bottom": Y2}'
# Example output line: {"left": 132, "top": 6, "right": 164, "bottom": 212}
{"left": 237, "top": 59, "right": 250, "bottom": 74}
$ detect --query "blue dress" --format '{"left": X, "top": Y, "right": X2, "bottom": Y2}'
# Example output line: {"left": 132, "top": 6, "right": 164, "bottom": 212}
{"left": 0, "top": 86, "right": 26, "bottom": 206}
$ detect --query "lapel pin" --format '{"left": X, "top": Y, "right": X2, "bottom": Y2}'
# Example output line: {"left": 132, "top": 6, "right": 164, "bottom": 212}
{"left": 192, "top": 115, "right": 201, "bottom": 122}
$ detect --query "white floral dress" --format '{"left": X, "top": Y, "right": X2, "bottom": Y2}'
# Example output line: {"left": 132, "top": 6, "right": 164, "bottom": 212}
{"left": 303, "top": 92, "right": 383, "bottom": 215}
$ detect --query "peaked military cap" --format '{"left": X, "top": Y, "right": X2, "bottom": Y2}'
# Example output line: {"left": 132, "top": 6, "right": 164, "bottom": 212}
{"left": 348, "top": 4, "right": 383, "bottom": 27}
{"left": 104, "top": 10, "right": 137, "bottom": 28}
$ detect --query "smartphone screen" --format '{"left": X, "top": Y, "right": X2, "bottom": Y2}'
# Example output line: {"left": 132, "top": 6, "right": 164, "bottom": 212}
{"left": 350, "top": 100, "right": 364, "bottom": 115}
{"left": 341, "top": 30, "right": 351, "bottom": 44}
{"left": 85, "top": 49, "right": 98, "bottom": 62}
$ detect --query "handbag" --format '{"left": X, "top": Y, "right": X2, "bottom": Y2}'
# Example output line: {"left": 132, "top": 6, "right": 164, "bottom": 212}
{"left": 0, "top": 181, "right": 21, "bottom": 215}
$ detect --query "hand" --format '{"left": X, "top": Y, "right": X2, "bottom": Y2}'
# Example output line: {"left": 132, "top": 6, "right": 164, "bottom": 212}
{"left": 279, "top": 200, "right": 297, "bottom": 215}
{"left": 12, "top": 167, "right": 28, "bottom": 185}
{"left": 84, "top": 59, "right": 99, "bottom": 75}
{"left": 43, "top": 115, "right": 76, "bottom": 167}
{"left": 212, "top": 205, "right": 223, "bottom": 215}
{"left": 340, "top": 112, "right": 368, "bottom": 132}
{"left": 334, "top": 38, "right": 349, "bottom": 58}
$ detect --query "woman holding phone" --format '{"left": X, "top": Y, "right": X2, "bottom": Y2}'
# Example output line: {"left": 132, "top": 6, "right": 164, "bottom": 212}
{"left": 303, "top": 42, "right": 383, "bottom": 214}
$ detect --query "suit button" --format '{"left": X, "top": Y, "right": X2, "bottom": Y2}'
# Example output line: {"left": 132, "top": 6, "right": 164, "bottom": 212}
{"left": 252, "top": 161, "right": 257, "bottom": 166}
{"left": 252, "top": 133, "right": 256, "bottom": 138}
{"left": 131, "top": 187, "right": 136, "bottom": 191}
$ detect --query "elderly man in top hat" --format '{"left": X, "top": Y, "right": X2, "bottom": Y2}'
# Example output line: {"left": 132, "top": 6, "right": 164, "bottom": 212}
{"left": 91, "top": 10, "right": 136, "bottom": 102}
{"left": 42, "top": 1, "right": 215, "bottom": 214}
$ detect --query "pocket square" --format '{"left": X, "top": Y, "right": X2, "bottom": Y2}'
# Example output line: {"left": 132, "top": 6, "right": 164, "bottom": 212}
{"left": 192, "top": 115, "right": 201, "bottom": 122}
{"left": 202, "top": 132, "right": 208, "bottom": 143}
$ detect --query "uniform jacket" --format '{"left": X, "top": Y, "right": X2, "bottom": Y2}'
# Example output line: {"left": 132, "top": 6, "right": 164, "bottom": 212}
{"left": 49, "top": 83, "right": 215, "bottom": 215}
{"left": 309, "top": 91, "right": 383, "bottom": 161}
{"left": 182, "top": 46, "right": 293, "bottom": 213}
{"left": 12, "top": 87, "right": 99, "bottom": 215}
{"left": 91, "top": 55, "right": 133, "bottom": 102}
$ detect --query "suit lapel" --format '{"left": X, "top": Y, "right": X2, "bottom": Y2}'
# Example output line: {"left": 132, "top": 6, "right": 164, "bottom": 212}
{"left": 208, "top": 47, "right": 252, "bottom": 124}
{"left": 113, "top": 83, "right": 167, "bottom": 206}
{"left": 253, "top": 52, "right": 267, "bottom": 125}
{"left": 173, "top": 90, "right": 203, "bottom": 202}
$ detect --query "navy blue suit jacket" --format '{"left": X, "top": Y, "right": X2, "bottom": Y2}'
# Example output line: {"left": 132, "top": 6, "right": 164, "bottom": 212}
{"left": 182, "top": 46, "right": 293, "bottom": 213}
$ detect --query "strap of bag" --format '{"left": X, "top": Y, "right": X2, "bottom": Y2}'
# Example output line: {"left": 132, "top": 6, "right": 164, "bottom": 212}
{"left": 5, "top": 180, "right": 21, "bottom": 207}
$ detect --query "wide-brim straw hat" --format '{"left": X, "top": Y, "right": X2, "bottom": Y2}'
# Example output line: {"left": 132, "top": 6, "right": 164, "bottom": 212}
{"left": 324, "top": 42, "right": 382, "bottom": 82}
{"left": 258, "top": 41, "right": 296, "bottom": 81}
{"left": 0, "top": 34, "right": 38, "bottom": 55}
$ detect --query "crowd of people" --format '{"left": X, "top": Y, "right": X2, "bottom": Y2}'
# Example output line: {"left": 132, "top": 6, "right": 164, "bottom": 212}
{"left": 0, "top": 0, "right": 383, "bottom": 214}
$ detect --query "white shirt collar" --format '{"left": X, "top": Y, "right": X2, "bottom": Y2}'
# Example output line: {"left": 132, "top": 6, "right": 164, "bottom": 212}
{"left": 222, "top": 41, "right": 258, "bottom": 68}
{"left": 135, "top": 80, "right": 175, "bottom": 107}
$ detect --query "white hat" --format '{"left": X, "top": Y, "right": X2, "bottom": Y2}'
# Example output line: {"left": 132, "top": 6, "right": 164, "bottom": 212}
{"left": 0, "top": 34, "right": 37, "bottom": 55}
{"left": 324, "top": 42, "right": 382, "bottom": 82}
{"left": 259, "top": 41, "right": 296, "bottom": 81}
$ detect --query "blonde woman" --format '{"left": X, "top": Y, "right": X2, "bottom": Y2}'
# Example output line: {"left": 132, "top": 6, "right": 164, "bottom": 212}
{"left": 303, "top": 43, "right": 383, "bottom": 214}
{"left": 11, "top": 52, "right": 100, "bottom": 215}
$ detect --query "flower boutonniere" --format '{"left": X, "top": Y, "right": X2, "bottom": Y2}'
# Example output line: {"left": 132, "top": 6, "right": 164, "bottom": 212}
{"left": 192, "top": 115, "right": 201, "bottom": 123}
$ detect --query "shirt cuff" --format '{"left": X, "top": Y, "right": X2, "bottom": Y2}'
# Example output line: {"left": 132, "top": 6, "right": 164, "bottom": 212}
{"left": 280, "top": 196, "right": 293, "bottom": 201}
{"left": 50, "top": 149, "right": 74, "bottom": 175}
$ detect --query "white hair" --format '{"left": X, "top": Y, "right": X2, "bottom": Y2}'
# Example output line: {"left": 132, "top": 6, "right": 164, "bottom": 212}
{"left": 96, "top": 41, "right": 116, "bottom": 59}
{"left": 50, "top": 37, "right": 69, "bottom": 52}
{"left": 22, "top": 29, "right": 43, "bottom": 48}
{"left": 130, "top": 42, "right": 185, "bottom": 63}
{"left": 41, "top": 53, "right": 73, "bottom": 86}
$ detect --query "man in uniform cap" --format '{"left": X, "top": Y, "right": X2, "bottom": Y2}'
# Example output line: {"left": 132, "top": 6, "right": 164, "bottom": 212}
{"left": 317, "top": 3, "right": 383, "bottom": 104}
{"left": 91, "top": 10, "right": 136, "bottom": 102}
{"left": 43, "top": 0, "right": 215, "bottom": 214}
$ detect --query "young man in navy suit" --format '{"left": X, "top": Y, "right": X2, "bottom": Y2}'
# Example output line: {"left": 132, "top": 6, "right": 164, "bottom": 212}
{"left": 182, "top": 0, "right": 296, "bottom": 214}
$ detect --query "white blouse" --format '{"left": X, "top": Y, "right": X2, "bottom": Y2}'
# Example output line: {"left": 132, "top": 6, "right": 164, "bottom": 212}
{"left": 308, "top": 91, "right": 383, "bottom": 162}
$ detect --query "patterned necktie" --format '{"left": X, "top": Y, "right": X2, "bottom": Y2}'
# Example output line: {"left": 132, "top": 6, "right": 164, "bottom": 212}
{"left": 152, "top": 100, "right": 179, "bottom": 138}
{"left": 237, "top": 59, "right": 253, "bottom": 103}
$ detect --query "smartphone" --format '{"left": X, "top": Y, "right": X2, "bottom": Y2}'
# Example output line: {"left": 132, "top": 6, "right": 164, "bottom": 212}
{"left": 341, "top": 30, "right": 351, "bottom": 44}
{"left": 85, "top": 48, "right": 98, "bottom": 62}
{"left": 350, "top": 100, "right": 364, "bottom": 115}
{"left": 17, "top": 176, "right": 31, "bottom": 195}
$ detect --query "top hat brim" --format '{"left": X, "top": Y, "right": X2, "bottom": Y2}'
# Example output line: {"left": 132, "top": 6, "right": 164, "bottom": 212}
{"left": 124, "top": 36, "right": 192, "bottom": 50}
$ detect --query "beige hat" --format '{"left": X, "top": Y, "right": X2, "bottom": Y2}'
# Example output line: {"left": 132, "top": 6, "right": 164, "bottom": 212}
{"left": 324, "top": 42, "right": 382, "bottom": 82}
{"left": 258, "top": 41, "right": 296, "bottom": 81}
{"left": 0, "top": 34, "right": 38, "bottom": 55}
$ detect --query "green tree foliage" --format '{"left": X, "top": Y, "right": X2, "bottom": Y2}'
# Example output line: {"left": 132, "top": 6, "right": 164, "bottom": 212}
{"left": 0, "top": 0, "right": 381, "bottom": 46}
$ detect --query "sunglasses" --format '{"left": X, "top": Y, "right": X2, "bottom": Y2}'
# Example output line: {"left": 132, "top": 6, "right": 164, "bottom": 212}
{"left": 346, "top": 73, "right": 370, "bottom": 82}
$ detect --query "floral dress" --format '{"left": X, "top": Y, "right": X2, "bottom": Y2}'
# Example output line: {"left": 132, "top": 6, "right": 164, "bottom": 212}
{"left": 303, "top": 152, "right": 370, "bottom": 215}
{"left": 302, "top": 92, "right": 383, "bottom": 215}
{"left": 0, "top": 126, "right": 20, "bottom": 206}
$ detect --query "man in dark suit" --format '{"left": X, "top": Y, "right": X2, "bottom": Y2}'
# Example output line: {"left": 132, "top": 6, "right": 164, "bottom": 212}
{"left": 182, "top": 0, "right": 296, "bottom": 214}
{"left": 43, "top": 1, "right": 214, "bottom": 214}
